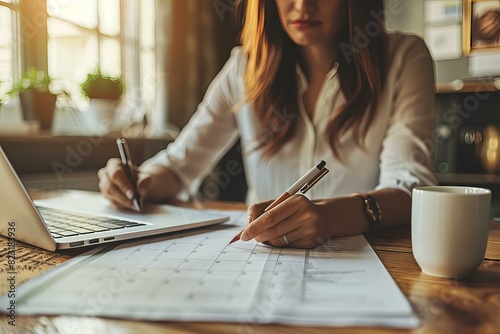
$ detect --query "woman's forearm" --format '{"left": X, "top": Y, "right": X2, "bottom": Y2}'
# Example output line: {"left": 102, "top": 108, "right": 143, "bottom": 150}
{"left": 316, "top": 188, "right": 412, "bottom": 237}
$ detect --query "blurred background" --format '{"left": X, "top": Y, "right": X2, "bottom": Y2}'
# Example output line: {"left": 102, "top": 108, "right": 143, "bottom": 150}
{"left": 1, "top": 0, "right": 500, "bottom": 209}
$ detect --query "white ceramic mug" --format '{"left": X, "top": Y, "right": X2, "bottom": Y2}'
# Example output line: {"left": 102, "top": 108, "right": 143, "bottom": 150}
{"left": 411, "top": 186, "right": 491, "bottom": 278}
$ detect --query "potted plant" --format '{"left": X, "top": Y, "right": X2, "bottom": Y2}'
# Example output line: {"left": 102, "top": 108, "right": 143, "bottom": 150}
{"left": 7, "top": 68, "right": 58, "bottom": 130}
{"left": 0, "top": 80, "right": 5, "bottom": 108}
{"left": 81, "top": 68, "right": 124, "bottom": 133}
{"left": 0, "top": 80, "right": 5, "bottom": 119}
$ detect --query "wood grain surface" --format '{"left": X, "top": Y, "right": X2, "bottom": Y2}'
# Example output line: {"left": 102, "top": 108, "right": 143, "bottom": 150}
{"left": 1, "top": 201, "right": 499, "bottom": 334}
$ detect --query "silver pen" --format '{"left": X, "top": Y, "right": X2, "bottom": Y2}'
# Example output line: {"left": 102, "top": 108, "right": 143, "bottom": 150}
{"left": 229, "top": 161, "right": 329, "bottom": 244}
{"left": 116, "top": 138, "right": 143, "bottom": 212}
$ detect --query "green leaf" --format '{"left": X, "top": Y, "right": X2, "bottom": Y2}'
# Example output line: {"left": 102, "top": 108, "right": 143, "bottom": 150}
{"left": 81, "top": 67, "right": 124, "bottom": 99}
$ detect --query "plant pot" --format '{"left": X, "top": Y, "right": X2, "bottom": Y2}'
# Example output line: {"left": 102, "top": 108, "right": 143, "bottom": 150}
{"left": 83, "top": 98, "right": 119, "bottom": 134}
{"left": 18, "top": 90, "right": 57, "bottom": 130}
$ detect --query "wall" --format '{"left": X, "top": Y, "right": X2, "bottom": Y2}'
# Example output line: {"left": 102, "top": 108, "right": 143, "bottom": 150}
{"left": 384, "top": 0, "right": 500, "bottom": 83}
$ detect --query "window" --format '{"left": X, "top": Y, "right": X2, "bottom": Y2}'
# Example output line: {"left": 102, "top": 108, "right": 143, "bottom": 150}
{"left": 47, "top": 0, "right": 120, "bottom": 102}
{"left": 122, "top": 0, "right": 157, "bottom": 124}
{"left": 0, "top": 0, "right": 20, "bottom": 97}
{"left": 46, "top": 0, "right": 156, "bottom": 123}
{"left": 1, "top": 0, "right": 158, "bottom": 131}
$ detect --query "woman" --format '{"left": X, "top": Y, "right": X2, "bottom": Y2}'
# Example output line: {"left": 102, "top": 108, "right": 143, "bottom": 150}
{"left": 98, "top": 0, "right": 437, "bottom": 248}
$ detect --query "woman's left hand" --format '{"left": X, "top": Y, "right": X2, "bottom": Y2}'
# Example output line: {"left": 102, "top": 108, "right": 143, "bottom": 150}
{"left": 240, "top": 194, "right": 332, "bottom": 248}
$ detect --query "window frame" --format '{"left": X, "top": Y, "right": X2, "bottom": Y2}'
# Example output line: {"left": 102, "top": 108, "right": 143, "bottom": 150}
{"left": 46, "top": 0, "right": 123, "bottom": 75}
{"left": 10, "top": 0, "right": 157, "bottom": 126}
{"left": 0, "top": 0, "right": 21, "bottom": 88}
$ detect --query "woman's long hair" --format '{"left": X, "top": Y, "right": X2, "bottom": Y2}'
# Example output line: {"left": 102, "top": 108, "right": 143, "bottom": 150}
{"left": 238, "top": 0, "right": 388, "bottom": 159}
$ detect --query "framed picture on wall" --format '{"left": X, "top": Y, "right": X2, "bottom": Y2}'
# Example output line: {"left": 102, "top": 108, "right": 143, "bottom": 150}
{"left": 463, "top": 0, "right": 500, "bottom": 55}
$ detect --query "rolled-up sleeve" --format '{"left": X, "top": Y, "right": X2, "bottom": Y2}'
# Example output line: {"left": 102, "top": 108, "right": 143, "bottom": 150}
{"left": 141, "top": 48, "right": 244, "bottom": 199}
{"left": 376, "top": 36, "right": 438, "bottom": 195}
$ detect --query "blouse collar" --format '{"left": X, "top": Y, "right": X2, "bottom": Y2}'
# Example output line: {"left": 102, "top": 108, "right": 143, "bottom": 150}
{"left": 295, "top": 62, "right": 340, "bottom": 92}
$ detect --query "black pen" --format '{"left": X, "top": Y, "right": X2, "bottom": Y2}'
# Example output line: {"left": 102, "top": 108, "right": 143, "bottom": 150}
{"left": 229, "top": 160, "right": 329, "bottom": 244}
{"left": 116, "top": 138, "right": 143, "bottom": 212}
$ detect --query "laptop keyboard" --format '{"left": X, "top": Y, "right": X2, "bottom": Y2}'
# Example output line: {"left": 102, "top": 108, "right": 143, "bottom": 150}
{"left": 37, "top": 206, "right": 146, "bottom": 238}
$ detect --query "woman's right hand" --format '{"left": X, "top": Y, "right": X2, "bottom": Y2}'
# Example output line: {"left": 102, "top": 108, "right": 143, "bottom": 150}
{"left": 98, "top": 158, "right": 153, "bottom": 211}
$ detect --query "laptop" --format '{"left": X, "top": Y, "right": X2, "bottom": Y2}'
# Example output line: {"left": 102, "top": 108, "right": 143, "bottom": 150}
{"left": 0, "top": 146, "right": 229, "bottom": 251}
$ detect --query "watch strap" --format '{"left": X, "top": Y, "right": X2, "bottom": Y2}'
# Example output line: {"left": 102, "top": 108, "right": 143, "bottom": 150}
{"left": 353, "top": 193, "right": 382, "bottom": 230}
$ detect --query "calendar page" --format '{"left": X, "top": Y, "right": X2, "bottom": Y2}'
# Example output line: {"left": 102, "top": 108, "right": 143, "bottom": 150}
{"left": 2, "top": 211, "right": 419, "bottom": 328}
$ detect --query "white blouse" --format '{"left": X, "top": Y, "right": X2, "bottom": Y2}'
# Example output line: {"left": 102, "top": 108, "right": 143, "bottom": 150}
{"left": 142, "top": 32, "right": 437, "bottom": 204}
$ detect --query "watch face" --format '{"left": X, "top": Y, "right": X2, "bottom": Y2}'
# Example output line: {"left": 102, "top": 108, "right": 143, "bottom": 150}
{"left": 353, "top": 194, "right": 381, "bottom": 229}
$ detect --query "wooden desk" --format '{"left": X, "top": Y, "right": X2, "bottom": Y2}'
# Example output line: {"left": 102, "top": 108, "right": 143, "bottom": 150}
{"left": 1, "top": 201, "right": 499, "bottom": 334}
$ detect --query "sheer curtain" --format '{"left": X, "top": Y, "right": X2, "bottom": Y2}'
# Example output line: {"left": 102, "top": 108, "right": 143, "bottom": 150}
{"left": 155, "top": 0, "right": 246, "bottom": 201}
{"left": 158, "top": 0, "right": 238, "bottom": 129}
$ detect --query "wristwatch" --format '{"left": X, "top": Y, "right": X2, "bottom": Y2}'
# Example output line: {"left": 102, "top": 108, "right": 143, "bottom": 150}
{"left": 352, "top": 193, "right": 382, "bottom": 230}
